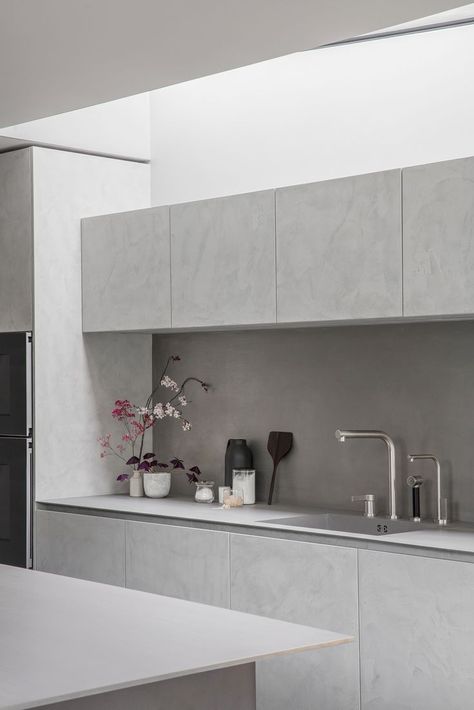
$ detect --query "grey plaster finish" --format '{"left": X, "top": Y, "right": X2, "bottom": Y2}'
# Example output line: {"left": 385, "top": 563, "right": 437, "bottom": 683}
{"left": 152, "top": 321, "right": 474, "bottom": 522}
{"left": 82, "top": 206, "right": 171, "bottom": 332}
{"left": 35, "top": 509, "right": 126, "bottom": 585}
{"left": 230, "top": 533, "right": 359, "bottom": 710}
{"left": 38, "top": 665, "right": 256, "bottom": 710}
{"left": 276, "top": 170, "right": 402, "bottom": 323}
{"left": 0, "top": 148, "right": 33, "bottom": 332}
{"left": 125, "top": 520, "right": 230, "bottom": 606}
{"left": 31, "top": 147, "right": 152, "bottom": 500}
{"left": 403, "top": 157, "right": 474, "bottom": 317}
{"left": 359, "top": 549, "right": 474, "bottom": 709}
{"left": 0, "top": 564, "right": 350, "bottom": 710}
{"left": 170, "top": 190, "right": 276, "bottom": 328}
{"left": 36, "top": 496, "right": 474, "bottom": 558}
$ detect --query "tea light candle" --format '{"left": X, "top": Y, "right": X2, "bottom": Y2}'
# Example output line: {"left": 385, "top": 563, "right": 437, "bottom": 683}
{"left": 218, "top": 486, "right": 231, "bottom": 504}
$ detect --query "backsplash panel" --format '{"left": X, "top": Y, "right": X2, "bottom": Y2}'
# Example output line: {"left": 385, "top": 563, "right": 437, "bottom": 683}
{"left": 153, "top": 322, "right": 474, "bottom": 521}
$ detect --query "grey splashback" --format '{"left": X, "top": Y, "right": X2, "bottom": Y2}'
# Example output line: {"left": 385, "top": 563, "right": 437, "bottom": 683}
{"left": 153, "top": 322, "right": 474, "bottom": 522}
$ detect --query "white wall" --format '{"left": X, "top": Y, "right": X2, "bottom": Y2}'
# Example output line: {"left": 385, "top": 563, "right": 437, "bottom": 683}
{"left": 150, "top": 24, "right": 474, "bottom": 205}
{"left": 1, "top": 94, "right": 151, "bottom": 162}
{"left": 33, "top": 148, "right": 152, "bottom": 500}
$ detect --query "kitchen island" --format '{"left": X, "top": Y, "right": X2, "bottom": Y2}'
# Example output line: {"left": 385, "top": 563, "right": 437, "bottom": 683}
{"left": 0, "top": 564, "right": 351, "bottom": 710}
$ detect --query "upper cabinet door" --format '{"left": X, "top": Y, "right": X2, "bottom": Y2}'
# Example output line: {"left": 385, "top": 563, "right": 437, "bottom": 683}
{"left": 170, "top": 191, "right": 276, "bottom": 328}
{"left": 82, "top": 206, "right": 171, "bottom": 332}
{"left": 0, "top": 149, "right": 33, "bottom": 332}
{"left": 403, "top": 158, "right": 474, "bottom": 317}
{"left": 276, "top": 170, "right": 402, "bottom": 323}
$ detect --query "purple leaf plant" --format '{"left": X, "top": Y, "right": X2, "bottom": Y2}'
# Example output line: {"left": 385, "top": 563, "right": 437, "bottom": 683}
{"left": 97, "top": 354, "right": 209, "bottom": 485}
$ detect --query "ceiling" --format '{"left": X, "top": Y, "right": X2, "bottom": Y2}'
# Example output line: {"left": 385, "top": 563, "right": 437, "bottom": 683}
{"left": 360, "top": 2, "right": 474, "bottom": 36}
{"left": 0, "top": 0, "right": 468, "bottom": 128}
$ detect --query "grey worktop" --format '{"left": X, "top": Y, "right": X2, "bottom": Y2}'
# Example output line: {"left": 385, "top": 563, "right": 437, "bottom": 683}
{"left": 0, "top": 565, "right": 350, "bottom": 710}
{"left": 37, "top": 494, "right": 474, "bottom": 560}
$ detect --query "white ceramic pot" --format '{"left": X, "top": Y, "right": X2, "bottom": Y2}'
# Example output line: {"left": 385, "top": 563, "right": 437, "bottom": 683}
{"left": 129, "top": 470, "right": 144, "bottom": 497}
{"left": 143, "top": 472, "right": 171, "bottom": 498}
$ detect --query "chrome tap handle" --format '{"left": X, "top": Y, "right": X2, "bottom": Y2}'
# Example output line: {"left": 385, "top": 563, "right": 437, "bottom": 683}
{"left": 337, "top": 430, "right": 398, "bottom": 519}
{"left": 351, "top": 494, "right": 376, "bottom": 518}
{"left": 408, "top": 454, "right": 447, "bottom": 526}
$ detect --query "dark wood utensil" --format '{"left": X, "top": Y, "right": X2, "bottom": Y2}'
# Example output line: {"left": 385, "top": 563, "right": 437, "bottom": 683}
{"left": 267, "top": 431, "right": 293, "bottom": 505}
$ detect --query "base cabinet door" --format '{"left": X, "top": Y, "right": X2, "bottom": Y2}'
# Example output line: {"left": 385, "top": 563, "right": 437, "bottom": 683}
{"left": 230, "top": 534, "right": 359, "bottom": 710}
{"left": 359, "top": 549, "right": 474, "bottom": 710}
{"left": 35, "top": 510, "right": 125, "bottom": 585}
{"left": 125, "top": 521, "right": 230, "bottom": 607}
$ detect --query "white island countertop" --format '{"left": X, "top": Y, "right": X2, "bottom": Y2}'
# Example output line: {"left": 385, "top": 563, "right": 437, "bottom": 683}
{"left": 38, "top": 494, "right": 474, "bottom": 556}
{"left": 0, "top": 565, "right": 351, "bottom": 710}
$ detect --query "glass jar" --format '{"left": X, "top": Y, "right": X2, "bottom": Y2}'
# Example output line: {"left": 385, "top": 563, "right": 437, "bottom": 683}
{"left": 232, "top": 469, "right": 256, "bottom": 504}
{"left": 195, "top": 481, "right": 215, "bottom": 503}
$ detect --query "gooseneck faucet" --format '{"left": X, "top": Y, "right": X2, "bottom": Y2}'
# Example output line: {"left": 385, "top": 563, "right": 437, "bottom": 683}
{"left": 335, "top": 430, "right": 398, "bottom": 520}
{"left": 408, "top": 454, "right": 447, "bottom": 526}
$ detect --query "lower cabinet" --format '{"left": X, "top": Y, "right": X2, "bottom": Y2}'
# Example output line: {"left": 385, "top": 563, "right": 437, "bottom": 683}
{"left": 359, "top": 549, "right": 474, "bottom": 710}
{"left": 230, "top": 533, "right": 360, "bottom": 710}
{"left": 35, "top": 509, "right": 474, "bottom": 710}
{"left": 35, "top": 510, "right": 125, "bottom": 586}
{"left": 125, "top": 521, "right": 230, "bottom": 607}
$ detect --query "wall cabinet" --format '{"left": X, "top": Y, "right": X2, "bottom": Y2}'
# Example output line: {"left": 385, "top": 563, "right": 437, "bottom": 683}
{"left": 35, "top": 510, "right": 126, "bottom": 586}
{"left": 276, "top": 170, "right": 402, "bottom": 323}
{"left": 230, "top": 533, "right": 359, "bottom": 710}
{"left": 125, "top": 521, "right": 230, "bottom": 607}
{"left": 82, "top": 206, "right": 170, "bottom": 332}
{"left": 80, "top": 155, "right": 474, "bottom": 331}
{"left": 403, "top": 157, "right": 474, "bottom": 317}
{"left": 0, "top": 148, "right": 33, "bottom": 332}
{"left": 359, "top": 549, "right": 474, "bottom": 710}
{"left": 170, "top": 190, "right": 276, "bottom": 328}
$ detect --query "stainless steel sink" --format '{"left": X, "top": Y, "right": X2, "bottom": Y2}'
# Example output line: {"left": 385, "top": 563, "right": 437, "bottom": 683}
{"left": 259, "top": 512, "right": 435, "bottom": 536}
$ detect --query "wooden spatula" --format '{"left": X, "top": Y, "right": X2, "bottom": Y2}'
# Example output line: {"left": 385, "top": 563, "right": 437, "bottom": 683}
{"left": 267, "top": 431, "right": 293, "bottom": 505}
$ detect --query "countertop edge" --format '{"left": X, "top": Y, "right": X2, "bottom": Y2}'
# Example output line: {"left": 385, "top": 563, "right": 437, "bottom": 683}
{"left": 35, "top": 495, "right": 474, "bottom": 562}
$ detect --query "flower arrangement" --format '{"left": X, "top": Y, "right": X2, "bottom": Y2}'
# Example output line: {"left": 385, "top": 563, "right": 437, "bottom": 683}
{"left": 98, "top": 355, "right": 208, "bottom": 484}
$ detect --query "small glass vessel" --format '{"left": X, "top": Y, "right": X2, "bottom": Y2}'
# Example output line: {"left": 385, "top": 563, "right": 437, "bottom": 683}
{"left": 232, "top": 469, "right": 256, "bottom": 504}
{"left": 195, "top": 481, "right": 215, "bottom": 503}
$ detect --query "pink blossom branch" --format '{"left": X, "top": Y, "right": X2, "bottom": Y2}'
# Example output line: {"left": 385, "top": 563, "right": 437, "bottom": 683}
{"left": 145, "top": 355, "right": 176, "bottom": 409}
{"left": 169, "top": 377, "right": 209, "bottom": 404}
{"left": 99, "top": 440, "right": 128, "bottom": 463}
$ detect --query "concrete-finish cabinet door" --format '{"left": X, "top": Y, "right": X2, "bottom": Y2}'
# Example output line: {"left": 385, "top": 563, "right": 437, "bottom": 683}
{"left": 0, "top": 149, "right": 33, "bottom": 332}
{"left": 82, "top": 207, "right": 170, "bottom": 331}
{"left": 276, "top": 171, "right": 402, "bottom": 323}
{"left": 126, "top": 521, "right": 230, "bottom": 607}
{"left": 403, "top": 157, "right": 474, "bottom": 317}
{"left": 359, "top": 549, "right": 474, "bottom": 710}
{"left": 230, "top": 534, "right": 359, "bottom": 710}
{"left": 35, "top": 510, "right": 125, "bottom": 586}
{"left": 170, "top": 191, "right": 276, "bottom": 328}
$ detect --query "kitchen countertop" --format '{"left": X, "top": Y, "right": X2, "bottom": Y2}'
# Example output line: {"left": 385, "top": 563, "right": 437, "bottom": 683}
{"left": 37, "top": 494, "right": 474, "bottom": 557}
{"left": 0, "top": 564, "right": 350, "bottom": 710}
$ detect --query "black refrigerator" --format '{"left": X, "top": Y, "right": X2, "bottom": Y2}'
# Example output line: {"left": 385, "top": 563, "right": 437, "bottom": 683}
{"left": 0, "top": 332, "right": 33, "bottom": 568}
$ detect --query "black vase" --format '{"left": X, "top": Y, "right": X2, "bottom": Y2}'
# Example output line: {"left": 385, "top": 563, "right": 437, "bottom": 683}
{"left": 225, "top": 439, "right": 253, "bottom": 487}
